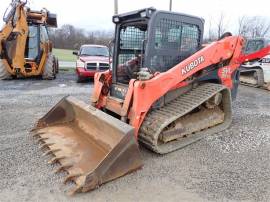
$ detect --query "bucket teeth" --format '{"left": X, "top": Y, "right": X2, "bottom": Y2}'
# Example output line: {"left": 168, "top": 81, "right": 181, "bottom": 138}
{"left": 37, "top": 137, "right": 49, "bottom": 144}
{"left": 30, "top": 128, "right": 38, "bottom": 132}
{"left": 48, "top": 156, "right": 65, "bottom": 164}
{"left": 39, "top": 143, "right": 54, "bottom": 150}
{"left": 42, "top": 149, "right": 60, "bottom": 157}
{"left": 64, "top": 174, "right": 81, "bottom": 184}
{"left": 68, "top": 186, "right": 82, "bottom": 196}
{"left": 32, "top": 132, "right": 45, "bottom": 138}
{"left": 54, "top": 164, "right": 72, "bottom": 174}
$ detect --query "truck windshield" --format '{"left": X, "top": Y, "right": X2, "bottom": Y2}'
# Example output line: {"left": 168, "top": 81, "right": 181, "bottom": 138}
{"left": 80, "top": 46, "right": 109, "bottom": 57}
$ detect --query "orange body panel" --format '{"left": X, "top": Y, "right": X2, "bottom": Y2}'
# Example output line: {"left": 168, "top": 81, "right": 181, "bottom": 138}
{"left": 238, "top": 45, "right": 270, "bottom": 63}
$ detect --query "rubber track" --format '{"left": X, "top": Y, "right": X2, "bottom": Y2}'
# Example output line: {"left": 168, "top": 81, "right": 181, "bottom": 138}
{"left": 138, "top": 83, "right": 232, "bottom": 154}
{"left": 240, "top": 68, "right": 264, "bottom": 87}
{"left": 240, "top": 82, "right": 270, "bottom": 91}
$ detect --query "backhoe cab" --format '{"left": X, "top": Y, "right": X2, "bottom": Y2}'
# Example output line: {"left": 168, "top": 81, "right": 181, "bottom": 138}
{"left": 0, "top": 0, "right": 58, "bottom": 79}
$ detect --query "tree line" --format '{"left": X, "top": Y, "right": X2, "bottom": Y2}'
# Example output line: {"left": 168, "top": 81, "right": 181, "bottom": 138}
{"left": 205, "top": 15, "right": 270, "bottom": 42}
{"left": 49, "top": 24, "right": 113, "bottom": 50}
{"left": 49, "top": 15, "right": 270, "bottom": 50}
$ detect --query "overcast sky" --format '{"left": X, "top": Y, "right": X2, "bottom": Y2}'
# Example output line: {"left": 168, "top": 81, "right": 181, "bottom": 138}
{"left": 1, "top": 0, "right": 270, "bottom": 34}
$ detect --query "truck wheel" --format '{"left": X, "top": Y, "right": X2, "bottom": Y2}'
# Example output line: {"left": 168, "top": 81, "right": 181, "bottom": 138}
{"left": 266, "top": 83, "right": 270, "bottom": 91}
{"left": 0, "top": 59, "right": 12, "bottom": 80}
{"left": 55, "top": 57, "right": 59, "bottom": 74}
{"left": 42, "top": 54, "right": 56, "bottom": 80}
{"left": 53, "top": 56, "right": 59, "bottom": 74}
{"left": 76, "top": 74, "right": 83, "bottom": 83}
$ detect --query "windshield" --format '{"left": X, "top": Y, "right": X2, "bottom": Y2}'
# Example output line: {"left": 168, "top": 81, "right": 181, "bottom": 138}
{"left": 245, "top": 40, "right": 265, "bottom": 54}
{"left": 80, "top": 46, "right": 109, "bottom": 57}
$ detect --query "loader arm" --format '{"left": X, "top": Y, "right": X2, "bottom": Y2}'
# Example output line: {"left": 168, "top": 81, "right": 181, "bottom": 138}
{"left": 93, "top": 36, "right": 245, "bottom": 135}
{"left": 238, "top": 44, "right": 270, "bottom": 63}
{"left": 0, "top": 23, "right": 12, "bottom": 54}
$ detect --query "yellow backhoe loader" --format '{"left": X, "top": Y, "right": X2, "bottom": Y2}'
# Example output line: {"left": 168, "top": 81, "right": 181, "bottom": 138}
{"left": 0, "top": 0, "right": 58, "bottom": 80}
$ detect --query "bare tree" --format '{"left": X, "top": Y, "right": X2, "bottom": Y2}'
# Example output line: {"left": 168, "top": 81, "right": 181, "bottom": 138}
{"left": 208, "top": 18, "right": 216, "bottom": 41}
{"left": 204, "top": 23, "right": 216, "bottom": 43}
{"left": 49, "top": 24, "right": 113, "bottom": 50}
{"left": 204, "top": 14, "right": 228, "bottom": 43}
{"left": 216, "top": 13, "right": 227, "bottom": 38}
{"left": 238, "top": 16, "right": 248, "bottom": 35}
{"left": 238, "top": 16, "right": 270, "bottom": 38}
{"left": 251, "top": 17, "right": 270, "bottom": 37}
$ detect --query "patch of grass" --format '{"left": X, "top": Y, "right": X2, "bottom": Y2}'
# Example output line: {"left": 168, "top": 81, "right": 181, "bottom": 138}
{"left": 59, "top": 67, "right": 75, "bottom": 73}
{"left": 53, "top": 48, "right": 77, "bottom": 62}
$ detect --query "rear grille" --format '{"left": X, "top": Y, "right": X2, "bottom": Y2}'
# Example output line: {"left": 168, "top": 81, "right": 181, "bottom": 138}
{"left": 99, "top": 63, "right": 110, "bottom": 71}
{"left": 86, "top": 63, "right": 97, "bottom": 70}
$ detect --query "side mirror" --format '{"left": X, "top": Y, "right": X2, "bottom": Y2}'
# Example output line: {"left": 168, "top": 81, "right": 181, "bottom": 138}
{"left": 73, "top": 51, "right": 78, "bottom": 56}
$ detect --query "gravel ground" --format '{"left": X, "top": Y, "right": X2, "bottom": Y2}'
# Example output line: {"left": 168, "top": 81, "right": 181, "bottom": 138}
{"left": 0, "top": 73, "right": 270, "bottom": 202}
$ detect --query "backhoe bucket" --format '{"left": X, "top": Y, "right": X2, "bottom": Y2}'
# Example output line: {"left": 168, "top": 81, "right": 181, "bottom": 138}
{"left": 31, "top": 96, "right": 142, "bottom": 195}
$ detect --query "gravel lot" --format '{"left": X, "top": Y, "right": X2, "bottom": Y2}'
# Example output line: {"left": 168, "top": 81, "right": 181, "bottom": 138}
{"left": 0, "top": 73, "right": 270, "bottom": 202}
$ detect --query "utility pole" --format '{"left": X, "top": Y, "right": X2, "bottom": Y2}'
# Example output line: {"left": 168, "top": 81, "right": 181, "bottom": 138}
{"left": 169, "top": 0, "right": 173, "bottom": 11}
{"left": 114, "top": 0, "right": 118, "bottom": 15}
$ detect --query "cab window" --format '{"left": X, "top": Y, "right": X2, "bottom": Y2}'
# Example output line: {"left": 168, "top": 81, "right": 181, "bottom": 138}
{"left": 40, "top": 26, "right": 49, "bottom": 43}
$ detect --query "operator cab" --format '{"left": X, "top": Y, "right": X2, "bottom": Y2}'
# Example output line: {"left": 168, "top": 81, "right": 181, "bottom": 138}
{"left": 244, "top": 38, "right": 270, "bottom": 54}
{"left": 111, "top": 8, "right": 204, "bottom": 99}
{"left": 23, "top": 11, "right": 57, "bottom": 71}
{"left": 24, "top": 25, "right": 49, "bottom": 60}
{"left": 243, "top": 38, "right": 270, "bottom": 65}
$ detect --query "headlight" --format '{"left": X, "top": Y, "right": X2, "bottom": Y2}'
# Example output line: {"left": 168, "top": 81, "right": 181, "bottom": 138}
{"left": 76, "top": 60, "right": 85, "bottom": 68}
{"left": 140, "top": 11, "right": 147, "bottom": 18}
{"left": 113, "top": 17, "right": 120, "bottom": 23}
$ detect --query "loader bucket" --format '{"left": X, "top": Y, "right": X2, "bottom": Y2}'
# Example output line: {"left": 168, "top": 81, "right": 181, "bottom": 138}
{"left": 47, "top": 13, "right": 58, "bottom": 28}
{"left": 31, "top": 96, "right": 142, "bottom": 195}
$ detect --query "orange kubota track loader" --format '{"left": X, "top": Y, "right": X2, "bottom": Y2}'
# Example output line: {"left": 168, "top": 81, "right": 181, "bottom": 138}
{"left": 0, "top": 0, "right": 58, "bottom": 80}
{"left": 32, "top": 8, "right": 270, "bottom": 195}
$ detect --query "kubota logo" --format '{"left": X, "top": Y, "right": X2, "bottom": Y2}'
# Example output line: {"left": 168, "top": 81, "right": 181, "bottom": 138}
{"left": 181, "top": 56, "right": 205, "bottom": 75}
